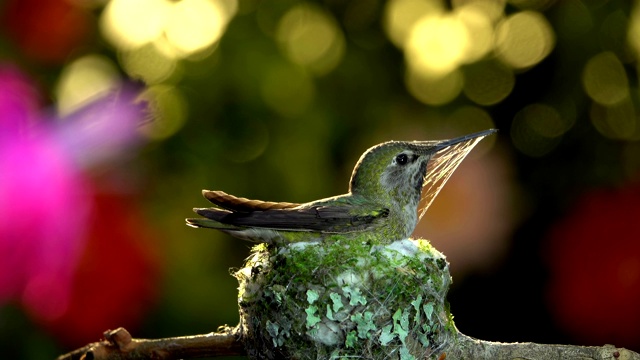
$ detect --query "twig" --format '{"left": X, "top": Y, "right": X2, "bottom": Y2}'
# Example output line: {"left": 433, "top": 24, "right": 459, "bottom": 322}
{"left": 55, "top": 326, "right": 245, "bottom": 360}
{"left": 443, "top": 332, "right": 640, "bottom": 360}
{"left": 57, "top": 326, "right": 640, "bottom": 360}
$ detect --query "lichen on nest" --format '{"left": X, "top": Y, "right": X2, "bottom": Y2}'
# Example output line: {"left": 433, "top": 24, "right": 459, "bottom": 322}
{"left": 234, "top": 237, "right": 456, "bottom": 360}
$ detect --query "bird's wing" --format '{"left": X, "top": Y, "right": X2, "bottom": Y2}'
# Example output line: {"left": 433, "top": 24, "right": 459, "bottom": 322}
{"left": 192, "top": 200, "right": 389, "bottom": 233}
{"left": 202, "top": 190, "right": 300, "bottom": 212}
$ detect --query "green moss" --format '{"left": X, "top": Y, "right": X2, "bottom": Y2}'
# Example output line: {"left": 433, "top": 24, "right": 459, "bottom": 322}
{"left": 235, "top": 238, "right": 456, "bottom": 360}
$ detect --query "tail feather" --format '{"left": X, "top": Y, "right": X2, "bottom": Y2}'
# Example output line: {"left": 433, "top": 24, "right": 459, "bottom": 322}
{"left": 186, "top": 216, "right": 272, "bottom": 243}
{"left": 194, "top": 207, "right": 232, "bottom": 221}
{"left": 186, "top": 217, "right": 239, "bottom": 230}
{"left": 187, "top": 207, "right": 238, "bottom": 229}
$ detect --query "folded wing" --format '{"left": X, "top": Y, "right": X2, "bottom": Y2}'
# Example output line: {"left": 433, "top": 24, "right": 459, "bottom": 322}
{"left": 188, "top": 190, "right": 389, "bottom": 233}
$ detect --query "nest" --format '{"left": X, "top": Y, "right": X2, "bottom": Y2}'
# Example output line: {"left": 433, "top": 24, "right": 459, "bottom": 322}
{"left": 235, "top": 238, "right": 455, "bottom": 360}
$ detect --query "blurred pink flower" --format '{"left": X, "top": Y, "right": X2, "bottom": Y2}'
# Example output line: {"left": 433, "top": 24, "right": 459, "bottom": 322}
{"left": 0, "top": 123, "right": 90, "bottom": 321}
{"left": 0, "top": 64, "right": 41, "bottom": 133}
{"left": 0, "top": 64, "right": 147, "bottom": 321}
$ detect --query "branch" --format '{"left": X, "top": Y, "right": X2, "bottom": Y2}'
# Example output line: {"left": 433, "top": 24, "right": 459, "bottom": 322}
{"left": 444, "top": 332, "right": 639, "bottom": 360}
{"left": 55, "top": 326, "right": 245, "bottom": 360}
{"left": 57, "top": 327, "right": 640, "bottom": 360}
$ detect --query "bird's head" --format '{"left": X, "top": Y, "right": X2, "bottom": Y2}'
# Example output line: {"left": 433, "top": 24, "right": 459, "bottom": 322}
{"left": 349, "top": 129, "right": 496, "bottom": 220}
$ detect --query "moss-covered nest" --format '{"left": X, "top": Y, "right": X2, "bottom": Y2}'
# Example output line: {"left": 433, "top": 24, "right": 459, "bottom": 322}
{"left": 234, "top": 237, "right": 456, "bottom": 360}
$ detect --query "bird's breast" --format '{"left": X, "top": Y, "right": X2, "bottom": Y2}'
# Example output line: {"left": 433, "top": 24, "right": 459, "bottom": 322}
{"left": 401, "top": 201, "right": 419, "bottom": 237}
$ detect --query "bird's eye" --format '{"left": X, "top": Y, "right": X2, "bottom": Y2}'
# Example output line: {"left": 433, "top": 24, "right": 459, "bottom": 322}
{"left": 396, "top": 154, "right": 408, "bottom": 165}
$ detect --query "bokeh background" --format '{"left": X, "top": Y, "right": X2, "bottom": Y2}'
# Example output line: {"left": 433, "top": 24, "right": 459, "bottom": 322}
{"left": 1, "top": 0, "right": 640, "bottom": 358}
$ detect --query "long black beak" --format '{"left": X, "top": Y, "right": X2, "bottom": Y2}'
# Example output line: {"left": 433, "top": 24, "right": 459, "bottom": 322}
{"left": 433, "top": 129, "right": 497, "bottom": 152}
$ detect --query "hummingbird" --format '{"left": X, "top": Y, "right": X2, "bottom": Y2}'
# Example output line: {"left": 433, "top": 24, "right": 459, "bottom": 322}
{"left": 187, "top": 129, "right": 496, "bottom": 245}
